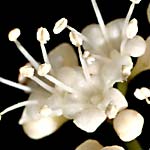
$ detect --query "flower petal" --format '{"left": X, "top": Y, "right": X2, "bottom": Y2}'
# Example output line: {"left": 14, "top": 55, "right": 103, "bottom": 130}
{"left": 101, "top": 88, "right": 128, "bottom": 119}
{"left": 22, "top": 115, "right": 67, "bottom": 140}
{"left": 129, "top": 36, "right": 150, "bottom": 80}
{"left": 73, "top": 108, "right": 106, "bottom": 133}
{"left": 48, "top": 43, "right": 78, "bottom": 71}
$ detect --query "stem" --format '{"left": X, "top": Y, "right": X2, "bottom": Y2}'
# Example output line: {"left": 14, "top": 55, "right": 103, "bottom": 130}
{"left": 125, "top": 139, "right": 143, "bottom": 150}
{"left": 117, "top": 81, "right": 128, "bottom": 96}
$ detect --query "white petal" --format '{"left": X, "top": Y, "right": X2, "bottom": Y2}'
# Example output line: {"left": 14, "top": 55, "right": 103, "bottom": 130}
{"left": 75, "top": 139, "right": 103, "bottom": 150}
{"left": 122, "top": 35, "right": 146, "bottom": 57}
{"left": 103, "top": 88, "right": 128, "bottom": 119}
{"left": 22, "top": 115, "right": 67, "bottom": 140}
{"left": 106, "top": 18, "right": 124, "bottom": 50}
{"left": 82, "top": 24, "right": 107, "bottom": 54}
{"left": 101, "top": 50, "right": 133, "bottom": 86}
{"left": 129, "top": 36, "right": 150, "bottom": 80}
{"left": 48, "top": 43, "right": 78, "bottom": 71}
{"left": 73, "top": 108, "right": 106, "bottom": 133}
{"left": 82, "top": 19, "right": 124, "bottom": 54}
{"left": 19, "top": 80, "right": 51, "bottom": 122}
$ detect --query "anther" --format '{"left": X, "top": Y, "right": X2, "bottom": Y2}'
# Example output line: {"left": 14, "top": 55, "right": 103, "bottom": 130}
{"left": 53, "top": 18, "right": 68, "bottom": 34}
{"left": 37, "top": 27, "right": 51, "bottom": 64}
{"left": 126, "top": 18, "right": 138, "bottom": 39}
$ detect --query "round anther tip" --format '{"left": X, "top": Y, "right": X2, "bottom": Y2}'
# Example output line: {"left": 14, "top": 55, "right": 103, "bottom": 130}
{"left": 8, "top": 28, "right": 21, "bottom": 42}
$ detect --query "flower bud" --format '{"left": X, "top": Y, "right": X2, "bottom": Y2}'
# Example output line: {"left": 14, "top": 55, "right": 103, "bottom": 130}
{"left": 113, "top": 109, "right": 144, "bottom": 142}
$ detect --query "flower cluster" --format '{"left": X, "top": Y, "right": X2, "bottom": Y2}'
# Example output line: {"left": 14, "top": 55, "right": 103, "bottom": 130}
{"left": 0, "top": 0, "right": 150, "bottom": 149}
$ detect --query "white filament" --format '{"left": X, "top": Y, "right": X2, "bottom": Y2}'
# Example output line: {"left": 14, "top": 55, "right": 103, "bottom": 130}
{"left": 44, "top": 74, "right": 76, "bottom": 94}
{"left": 31, "top": 76, "right": 55, "bottom": 93}
{"left": 0, "top": 77, "right": 31, "bottom": 93}
{"left": 40, "top": 43, "right": 50, "bottom": 64}
{"left": 14, "top": 40, "right": 39, "bottom": 69}
{"left": 122, "top": 3, "right": 135, "bottom": 37}
{"left": 91, "top": 0, "right": 110, "bottom": 47}
{"left": 0, "top": 100, "right": 37, "bottom": 116}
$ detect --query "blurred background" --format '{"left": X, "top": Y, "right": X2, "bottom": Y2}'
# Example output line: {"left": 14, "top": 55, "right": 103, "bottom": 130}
{"left": 0, "top": 0, "right": 150, "bottom": 149}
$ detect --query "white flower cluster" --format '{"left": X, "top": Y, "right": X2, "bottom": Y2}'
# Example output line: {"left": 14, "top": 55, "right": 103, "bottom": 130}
{"left": 0, "top": 0, "right": 149, "bottom": 149}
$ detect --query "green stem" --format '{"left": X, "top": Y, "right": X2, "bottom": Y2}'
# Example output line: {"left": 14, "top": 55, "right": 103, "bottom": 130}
{"left": 117, "top": 81, "right": 128, "bottom": 96}
{"left": 125, "top": 139, "right": 143, "bottom": 150}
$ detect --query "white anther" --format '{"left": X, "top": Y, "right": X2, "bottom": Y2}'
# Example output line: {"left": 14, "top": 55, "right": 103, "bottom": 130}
{"left": 19, "top": 66, "right": 34, "bottom": 78}
{"left": 83, "top": 51, "right": 90, "bottom": 58}
{"left": 122, "top": 65, "right": 131, "bottom": 78}
{"left": 37, "top": 63, "right": 51, "bottom": 76}
{"left": 8, "top": 28, "right": 21, "bottom": 42}
{"left": 40, "top": 105, "right": 52, "bottom": 117}
{"left": 134, "top": 87, "right": 150, "bottom": 100}
{"left": 86, "top": 56, "right": 96, "bottom": 65}
{"left": 18, "top": 63, "right": 32, "bottom": 84}
{"left": 126, "top": 18, "right": 138, "bottom": 39}
{"left": 37, "top": 27, "right": 50, "bottom": 44}
{"left": 53, "top": 18, "right": 68, "bottom": 34}
{"left": 105, "top": 104, "right": 117, "bottom": 119}
{"left": 69, "top": 31, "right": 83, "bottom": 47}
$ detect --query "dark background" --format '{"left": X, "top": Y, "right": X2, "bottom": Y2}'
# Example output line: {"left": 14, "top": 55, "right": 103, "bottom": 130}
{"left": 0, "top": 0, "right": 150, "bottom": 149}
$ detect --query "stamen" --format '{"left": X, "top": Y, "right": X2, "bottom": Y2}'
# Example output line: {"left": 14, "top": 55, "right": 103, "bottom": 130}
{"left": 122, "top": 0, "right": 141, "bottom": 37}
{"left": 8, "top": 28, "right": 20, "bottom": 42}
{"left": 126, "top": 18, "right": 138, "bottom": 39}
{"left": 53, "top": 18, "right": 68, "bottom": 34}
{"left": 37, "top": 27, "right": 51, "bottom": 64}
{"left": 19, "top": 66, "right": 54, "bottom": 93}
{"left": 31, "top": 76, "right": 55, "bottom": 93}
{"left": 78, "top": 46, "right": 91, "bottom": 81}
{"left": 8, "top": 28, "right": 39, "bottom": 69}
{"left": 91, "top": 0, "right": 111, "bottom": 48}
{"left": 134, "top": 87, "right": 150, "bottom": 104}
{"left": 69, "top": 31, "right": 83, "bottom": 47}
{"left": 0, "top": 100, "right": 37, "bottom": 120}
{"left": 39, "top": 105, "right": 52, "bottom": 117}
{"left": 37, "top": 27, "right": 50, "bottom": 44}
{"left": 18, "top": 62, "right": 32, "bottom": 84}
{"left": 121, "top": 17, "right": 138, "bottom": 53}
{"left": 44, "top": 74, "right": 76, "bottom": 94}
{"left": 69, "top": 31, "right": 91, "bottom": 81}
{"left": 134, "top": 87, "right": 150, "bottom": 99}
{"left": 86, "top": 56, "right": 96, "bottom": 65}
{"left": 83, "top": 51, "right": 90, "bottom": 58}
{"left": 122, "top": 65, "right": 131, "bottom": 80}
{"left": 15, "top": 40, "right": 39, "bottom": 69}
{"left": 19, "top": 65, "right": 35, "bottom": 78}
{"left": 54, "top": 17, "right": 91, "bottom": 45}
{"left": 37, "top": 63, "right": 51, "bottom": 76}
{"left": 0, "top": 77, "right": 31, "bottom": 93}
{"left": 67, "top": 25, "right": 89, "bottom": 42}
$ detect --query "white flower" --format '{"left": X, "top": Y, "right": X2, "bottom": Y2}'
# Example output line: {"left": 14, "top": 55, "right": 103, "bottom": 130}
{"left": 0, "top": 0, "right": 147, "bottom": 144}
